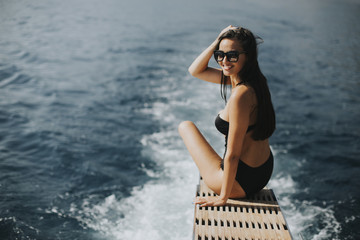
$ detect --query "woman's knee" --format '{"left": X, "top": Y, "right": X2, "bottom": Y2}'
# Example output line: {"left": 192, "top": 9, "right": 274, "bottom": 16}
{"left": 178, "top": 120, "right": 196, "bottom": 135}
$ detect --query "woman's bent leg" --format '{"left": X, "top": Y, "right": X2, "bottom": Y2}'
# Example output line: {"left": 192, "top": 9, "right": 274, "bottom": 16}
{"left": 178, "top": 121, "right": 245, "bottom": 198}
{"left": 178, "top": 121, "right": 222, "bottom": 193}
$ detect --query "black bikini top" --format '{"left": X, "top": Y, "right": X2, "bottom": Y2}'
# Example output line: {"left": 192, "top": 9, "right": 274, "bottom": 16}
{"left": 215, "top": 81, "right": 256, "bottom": 136}
{"left": 215, "top": 114, "right": 256, "bottom": 136}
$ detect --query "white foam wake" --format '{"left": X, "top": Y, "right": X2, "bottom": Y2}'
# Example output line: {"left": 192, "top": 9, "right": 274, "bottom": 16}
{"left": 67, "top": 122, "right": 198, "bottom": 239}
{"left": 68, "top": 79, "right": 205, "bottom": 239}
{"left": 268, "top": 166, "right": 342, "bottom": 239}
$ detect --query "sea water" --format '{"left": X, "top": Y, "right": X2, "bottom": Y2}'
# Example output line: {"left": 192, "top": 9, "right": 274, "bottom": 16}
{"left": 0, "top": 0, "right": 359, "bottom": 239}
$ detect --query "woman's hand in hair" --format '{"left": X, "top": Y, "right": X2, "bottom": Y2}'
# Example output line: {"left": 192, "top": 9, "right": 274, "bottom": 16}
{"left": 218, "top": 25, "right": 239, "bottom": 39}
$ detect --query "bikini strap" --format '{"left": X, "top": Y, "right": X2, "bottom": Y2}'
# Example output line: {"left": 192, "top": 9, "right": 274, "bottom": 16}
{"left": 236, "top": 81, "right": 245, "bottom": 86}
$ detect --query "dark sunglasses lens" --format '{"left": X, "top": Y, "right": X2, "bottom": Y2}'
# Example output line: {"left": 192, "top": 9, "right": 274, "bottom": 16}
{"left": 214, "top": 51, "right": 224, "bottom": 62}
{"left": 227, "top": 52, "right": 239, "bottom": 62}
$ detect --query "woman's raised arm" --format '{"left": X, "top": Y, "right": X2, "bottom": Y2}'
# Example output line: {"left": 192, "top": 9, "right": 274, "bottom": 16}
{"left": 188, "top": 39, "right": 222, "bottom": 84}
{"left": 188, "top": 25, "right": 236, "bottom": 84}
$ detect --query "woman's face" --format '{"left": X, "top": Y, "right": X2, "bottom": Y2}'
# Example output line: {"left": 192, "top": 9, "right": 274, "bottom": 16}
{"left": 218, "top": 38, "right": 246, "bottom": 77}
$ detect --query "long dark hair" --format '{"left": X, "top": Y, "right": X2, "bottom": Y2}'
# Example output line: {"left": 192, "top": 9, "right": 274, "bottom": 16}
{"left": 217, "top": 27, "right": 276, "bottom": 140}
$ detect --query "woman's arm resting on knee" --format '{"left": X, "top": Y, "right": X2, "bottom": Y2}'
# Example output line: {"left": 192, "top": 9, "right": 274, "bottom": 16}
{"left": 194, "top": 155, "right": 239, "bottom": 207}
{"left": 219, "top": 155, "right": 240, "bottom": 201}
{"left": 219, "top": 87, "right": 253, "bottom": 202}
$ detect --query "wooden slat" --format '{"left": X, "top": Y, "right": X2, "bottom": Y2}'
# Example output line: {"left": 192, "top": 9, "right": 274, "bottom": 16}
{"left": 193, "top": 180, "right": 293, "bottom": 240}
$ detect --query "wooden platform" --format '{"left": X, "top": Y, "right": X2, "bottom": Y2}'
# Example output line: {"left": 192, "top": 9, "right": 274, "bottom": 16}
{"left": 193, "top": 180, "right": 292, "bottom": 240}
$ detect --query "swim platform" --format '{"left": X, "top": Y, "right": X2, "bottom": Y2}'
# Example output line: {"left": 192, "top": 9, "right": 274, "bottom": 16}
{"left": 193, "top": 179, "right": 292, "bottom": 240}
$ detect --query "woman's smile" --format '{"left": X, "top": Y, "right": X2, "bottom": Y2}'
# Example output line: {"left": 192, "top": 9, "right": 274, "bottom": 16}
{"left": 222, "top": 64, "right": 233, "bottom": 70}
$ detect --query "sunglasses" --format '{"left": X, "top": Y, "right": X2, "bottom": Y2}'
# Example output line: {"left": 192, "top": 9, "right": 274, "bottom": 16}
{"left": 213, "top": 50, "right": 246, "bottom": 63}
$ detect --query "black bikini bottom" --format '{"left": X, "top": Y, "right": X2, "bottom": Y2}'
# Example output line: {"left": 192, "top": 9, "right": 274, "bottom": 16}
{"left": 222, "top": 151, "right": 274, "bottom": 197}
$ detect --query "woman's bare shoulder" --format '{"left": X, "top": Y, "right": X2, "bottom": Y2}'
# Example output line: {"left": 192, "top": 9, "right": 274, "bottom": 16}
{"left": 231, "top": 84, "right": 254, "bottom": 102}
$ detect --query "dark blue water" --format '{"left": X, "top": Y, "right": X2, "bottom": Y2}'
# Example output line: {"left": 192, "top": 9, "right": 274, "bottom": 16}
{"left": 0, "top": 0, "right": 359, "bottom": 239}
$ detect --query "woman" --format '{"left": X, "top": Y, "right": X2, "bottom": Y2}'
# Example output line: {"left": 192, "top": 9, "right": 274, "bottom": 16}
{"left": 178, "top": 25, "right": 276, "bottom": 207}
